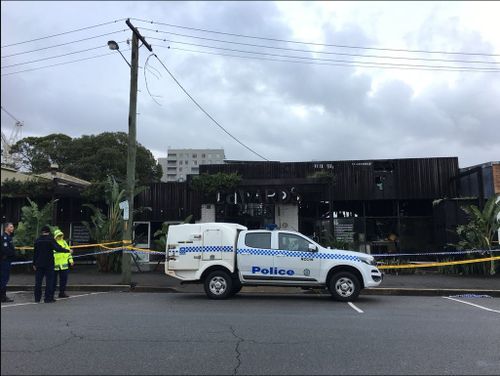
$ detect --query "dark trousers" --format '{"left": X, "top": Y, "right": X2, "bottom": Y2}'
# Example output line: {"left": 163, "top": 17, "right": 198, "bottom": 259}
{"left": 1, "top": 260, "right": 11, "bottom": 292}
{"left": 53, "top": 270, "right": 68, "bottom": 295}
{"left": 34, "top": 267, "right": 54, "bottom": 302}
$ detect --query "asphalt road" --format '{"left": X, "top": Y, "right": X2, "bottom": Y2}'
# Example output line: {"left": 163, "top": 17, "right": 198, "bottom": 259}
{"left": 2, "top": 291, "right": 500, "bottom": 375}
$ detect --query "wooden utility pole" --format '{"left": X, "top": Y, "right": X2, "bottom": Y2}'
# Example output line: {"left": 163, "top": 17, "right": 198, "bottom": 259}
{"left": 121, "top": 19, "right": 152, "bottom": 284}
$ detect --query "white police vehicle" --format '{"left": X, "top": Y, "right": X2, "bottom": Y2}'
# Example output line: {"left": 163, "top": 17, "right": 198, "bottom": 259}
{"left": 165, "top": 223, "right": 382, "bottom": 301}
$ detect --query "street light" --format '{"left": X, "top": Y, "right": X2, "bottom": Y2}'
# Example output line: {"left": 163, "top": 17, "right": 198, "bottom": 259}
{"left": 108, "top": 40, "right": 131, "bottom": 68}
{"left": 108, "top": 38, "right": 139, "bottom": 284}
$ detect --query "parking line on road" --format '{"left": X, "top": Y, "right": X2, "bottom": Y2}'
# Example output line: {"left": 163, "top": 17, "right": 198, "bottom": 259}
{"left": 1, "top": 302, "right": 39, "bottom": 308}
{"left": 348, "top": 302, "right": 364, "bottom": 313}
{"left": 443, "top": 297, "right": 500, "bottom": 314}
{"left": 1, "top": 292, "right": 110, "bottom": 309}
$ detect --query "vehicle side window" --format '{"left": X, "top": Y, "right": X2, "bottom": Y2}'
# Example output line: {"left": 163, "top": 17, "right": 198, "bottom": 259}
{"left": 279, "top": 233, "right": 312, "bottom": 252}
{"left": 245, "top": 233, "right": 271, "bottom": 249}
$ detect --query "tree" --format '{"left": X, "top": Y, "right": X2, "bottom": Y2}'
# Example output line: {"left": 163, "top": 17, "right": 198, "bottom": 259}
{"left": 455, "top": 194, "right": 500, "bottom": 275}
{"left": 11, "top": 134, "right": 72, "bottom": 173}
{"left": 11, "top": 132, "right": 163, "bottom": 199}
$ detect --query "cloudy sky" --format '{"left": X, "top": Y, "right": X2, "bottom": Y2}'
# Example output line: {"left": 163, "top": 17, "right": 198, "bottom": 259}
{"left": 1, "top": 1, "right": 499, "bottom": 168}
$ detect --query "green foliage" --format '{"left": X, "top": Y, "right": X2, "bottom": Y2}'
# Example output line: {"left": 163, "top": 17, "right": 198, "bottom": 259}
{"left": 14, "top": 198, "right": 57, "bottom": 247}
{"left": 0, "top": 178, "right": 53, "bottom": 198}
{"left": 455, "top": 194, "right": 500, "bottom": 250}
{"left": 454, "top": 194, "right": 500, "bottom": 275}
{"left": 82, "top": 176, "right": 125, "bottom": 272}
{"left": 11, "top": 132, "right": 163, "bottom": 196}
{"left": 11, "top": 134, "right": 72, "bottom": 173}
{"left": 190, "top": 173, "right": 241, "bottom": 196}
{"left": 152, "top": 215, "right": 193, "bottom": 252}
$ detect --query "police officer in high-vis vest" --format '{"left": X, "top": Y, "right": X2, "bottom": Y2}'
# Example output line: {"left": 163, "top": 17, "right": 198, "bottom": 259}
{"left": 52, "top": 229, "right": 74, "bottom": 299}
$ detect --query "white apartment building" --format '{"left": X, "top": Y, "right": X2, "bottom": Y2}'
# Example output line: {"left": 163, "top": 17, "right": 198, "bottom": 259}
{"left": 158, "top": 148, "right": 225, "bottom": 182}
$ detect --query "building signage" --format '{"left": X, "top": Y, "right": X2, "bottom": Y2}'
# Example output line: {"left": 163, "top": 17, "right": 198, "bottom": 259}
{"left": 333, "top": 218, "right": 355, "bottom": 243}
{"left": 217, "top": 187, "right": 301, "bottom": 205}
{"left": 70, "top": 223, "right": 91, "bottom": 244}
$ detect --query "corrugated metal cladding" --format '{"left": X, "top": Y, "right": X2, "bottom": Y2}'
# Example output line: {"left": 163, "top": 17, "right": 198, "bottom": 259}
{"left": 201, "top": 157, "right": 459, "bottom": 200}
{"left": 134, "top": 182, "right": 201, "bottom": 221}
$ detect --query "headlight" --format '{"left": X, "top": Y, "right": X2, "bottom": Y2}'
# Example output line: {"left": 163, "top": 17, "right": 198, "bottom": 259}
{"left": 360, "top": 257, "right": 376, "bottom": 266}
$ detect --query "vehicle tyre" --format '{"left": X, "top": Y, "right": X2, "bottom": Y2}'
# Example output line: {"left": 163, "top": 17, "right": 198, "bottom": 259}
{"left": 328, "top": 271, "right": 361, "bottom": 302}
{"left": 204, "top": 270, "right": 233, "bottom": 299}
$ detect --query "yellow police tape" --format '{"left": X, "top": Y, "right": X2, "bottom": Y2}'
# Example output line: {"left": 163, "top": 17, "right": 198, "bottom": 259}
{"left": 15, "top": 241, "right": 500, "bottom": 270}
{"left": 377, "top": 256, "right": 500, "bottom": 269}
{"left": 16, "top": 240, "right": 131, "bottom": 251}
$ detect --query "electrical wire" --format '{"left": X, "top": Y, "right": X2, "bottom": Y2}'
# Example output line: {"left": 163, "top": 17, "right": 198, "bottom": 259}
{"left": 1, "top": 18, "right": 128, "bottom": 48}
{"left": 1, "top": 29, "right": 128, "bottom": 58}
{"left": 2, "top": 42, "right": 128, "bottom": 69}
{"left": 150, "top": 39, "right": 500, "bottom": 72}
{"left": 164, "top": 45, "right": 500, "bottom": 73}
{"left": 144, "top": 54, "right": 162, "bottom": 106}
{"left": 139, "top": 27, "right": 499, "bottom": 65}
{"left": 152, "top": 53, "right": 269, "bottom": 161}
{"left": 1, "top": 106, "right": 21, "bottom": 122}
{"left": 1, "top": 49, "right": 131, "bottom": 76}
{"left": 131, "top": 17, "right": 500, "bottom": 57}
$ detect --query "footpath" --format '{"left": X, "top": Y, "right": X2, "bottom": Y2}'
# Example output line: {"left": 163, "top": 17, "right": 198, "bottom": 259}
{"left": 6, "top": 264, "right": 500, "bottom": 297}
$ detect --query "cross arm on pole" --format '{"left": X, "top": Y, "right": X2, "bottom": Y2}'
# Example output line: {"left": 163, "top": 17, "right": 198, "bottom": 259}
{"left": 126, "top": 19, "right": 153, "bottom": 52}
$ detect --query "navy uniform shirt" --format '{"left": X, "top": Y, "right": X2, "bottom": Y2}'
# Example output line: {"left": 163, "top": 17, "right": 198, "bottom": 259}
{"left": 1, "top": 232, "right": 16, "bottom": 262}
{"left": 33, "top": 234, "right": 68, "bottom": 268}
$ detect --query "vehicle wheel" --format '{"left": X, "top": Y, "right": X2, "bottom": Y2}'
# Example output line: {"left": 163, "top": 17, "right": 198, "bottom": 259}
{"left": 204, "top": 270, "right": 233, "bottom": 299}
{"left": 328, "top": 272, "right": 361, "bottom": 302}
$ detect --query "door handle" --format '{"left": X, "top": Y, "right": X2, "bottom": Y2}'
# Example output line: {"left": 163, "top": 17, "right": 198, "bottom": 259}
{"left": 239, "top": 252, "right": 251, "bottom": 255}
{"left": 276, "top": 254, "right": 286, "bottom": 257}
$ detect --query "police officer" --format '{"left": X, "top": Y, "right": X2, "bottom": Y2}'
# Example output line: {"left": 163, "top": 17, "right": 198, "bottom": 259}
{"left": 52, "top": 229, "right": 74, "bottom": 299}
{"left": 1, "top": 222, "right": 16, "bottom": 303}
{"left": 33, "top": 226, "right": 69, "bottom": 303}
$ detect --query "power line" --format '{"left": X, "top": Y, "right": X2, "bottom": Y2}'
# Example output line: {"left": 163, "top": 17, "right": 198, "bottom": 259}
{"left": 131, "top": 17, "right": 500, "bottom": 57}
{"left": 2, "top": 42, "right": 127, "bottom": 69}
{"left": 1, "top": 49, "right": 130, "bottom": 76}
{"left": 1, "top": 18, "right": 128, "bottom": 48}
{"left": 1, "top": 106, "right": 21, "bottom": 122}
{"left": 165, "top": 46, "right": 500, "bottom": 73}
{"left": 139, "top": 27, "right": 499, "bottom": 65}
{"left": 150, "top": 39, "right": 500, "bottom": 72}
{"left": 152, "top": 53, "right": 269, "bottom": 161}
{"left": 1, "top": 29, "right": 128, "bottom": 58}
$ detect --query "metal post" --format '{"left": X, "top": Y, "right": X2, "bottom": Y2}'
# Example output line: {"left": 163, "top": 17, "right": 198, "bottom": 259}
{"left": 121, "top": 32, "right": 139, "bottom": 285}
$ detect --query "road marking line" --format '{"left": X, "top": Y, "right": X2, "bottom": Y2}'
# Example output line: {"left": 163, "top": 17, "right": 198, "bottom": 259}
{"left": 66, "top": 292, "right": 110, "bottom": 299}
{"left": 1, "top": 292, "right": 110, "bottom": 309}
{"left": 1, "top": 302, "right": 39, "bottom": 308}
{"left": 348, "top": 302, "right": 364, "bottom": 313}
{"left": 443, "top": 297, "right": 500, "bottom": 314}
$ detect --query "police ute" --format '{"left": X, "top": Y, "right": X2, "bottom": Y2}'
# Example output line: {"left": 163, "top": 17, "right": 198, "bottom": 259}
{"left": 165, "top": 223, "right": 382, "bottom": 301}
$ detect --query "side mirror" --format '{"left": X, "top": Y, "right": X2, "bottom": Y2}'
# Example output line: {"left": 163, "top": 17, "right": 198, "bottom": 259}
{"left": 308, "top": 244, "right": 318, "bottom": 252}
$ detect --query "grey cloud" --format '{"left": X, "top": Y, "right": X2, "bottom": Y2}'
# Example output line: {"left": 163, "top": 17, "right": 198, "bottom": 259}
{"left": 1, "top": 2, "right": 499, "bottom": 168}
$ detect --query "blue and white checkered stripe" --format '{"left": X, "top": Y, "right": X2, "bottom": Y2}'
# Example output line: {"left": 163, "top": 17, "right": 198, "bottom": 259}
{"left": 179, "top": 245, "right": 233, "bottom": 255}
{"left": 237, "top": 248, "right": 361, "bottom": 262}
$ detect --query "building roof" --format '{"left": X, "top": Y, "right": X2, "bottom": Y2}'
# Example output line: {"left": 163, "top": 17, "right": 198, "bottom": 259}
{"left": 1, "top": 165, "right": 49, "bottom": 183}
{"left": 36, "top": 171, "right": 91, "bottom": 187}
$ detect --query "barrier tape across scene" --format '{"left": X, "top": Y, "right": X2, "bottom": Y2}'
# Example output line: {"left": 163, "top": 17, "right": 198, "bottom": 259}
{"left": 10, "top": 241, "right": 500, "bottom": 269}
